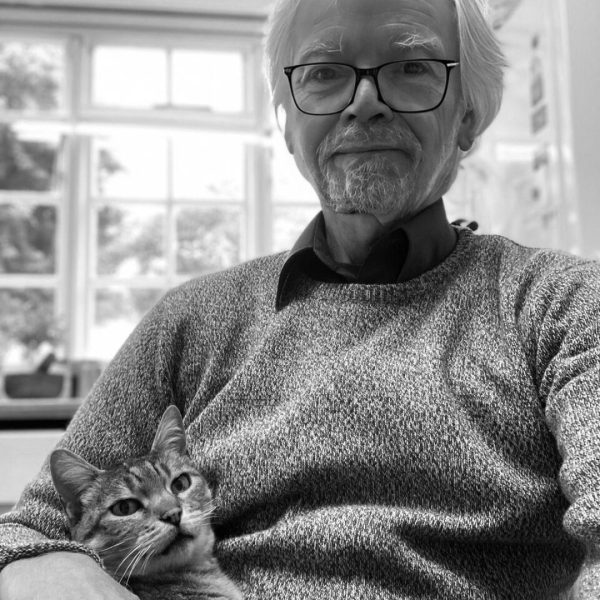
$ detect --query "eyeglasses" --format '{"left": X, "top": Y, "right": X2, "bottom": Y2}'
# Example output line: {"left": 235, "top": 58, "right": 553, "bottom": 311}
{"left": 283, "top": 59, "right": 459, "bottom": 116}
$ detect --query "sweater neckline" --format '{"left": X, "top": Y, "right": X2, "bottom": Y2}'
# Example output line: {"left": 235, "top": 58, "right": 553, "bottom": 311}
{"left": 281, "top": 227, "right": 475, "bottom": 305}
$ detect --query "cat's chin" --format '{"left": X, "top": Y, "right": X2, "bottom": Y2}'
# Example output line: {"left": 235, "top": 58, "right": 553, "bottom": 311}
{"left": 158, "top": 531, "right": 195, "bottom": 557}
{"left": 146, "top": 528, "right": 214, "bottom": 575}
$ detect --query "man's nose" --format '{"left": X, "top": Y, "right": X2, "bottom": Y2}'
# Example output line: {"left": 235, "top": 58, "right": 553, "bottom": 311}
{"left": 342, "top": 76, "right": 394, "bottom": 123}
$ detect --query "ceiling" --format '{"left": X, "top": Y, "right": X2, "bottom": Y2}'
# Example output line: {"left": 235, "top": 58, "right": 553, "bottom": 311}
{"left": 0, "top": 0, "right": 274, "bottom": 16}
{"left": 0, "top": 0, "right": 521, "bottom": 25}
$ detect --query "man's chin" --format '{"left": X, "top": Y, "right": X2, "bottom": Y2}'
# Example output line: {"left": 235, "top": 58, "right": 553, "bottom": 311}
{"left": 327, "top": 204, "right": 361, "bottom": 215}
{"left": 321, "top": 191, "right": 426, "bottom": 224}
{"left": 321, "top": 191, "right": 412, "bottom": 217}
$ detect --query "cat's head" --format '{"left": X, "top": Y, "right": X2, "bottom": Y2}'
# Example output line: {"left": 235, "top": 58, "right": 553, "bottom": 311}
{"left": 50, "top": 405, "right": 214, "bottom": 580}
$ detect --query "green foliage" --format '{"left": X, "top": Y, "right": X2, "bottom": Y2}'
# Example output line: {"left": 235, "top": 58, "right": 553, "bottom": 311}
{"left": 0, "top": 204, "right": 57, "bottom": 274}
{"left": 176, "top": 207, "right": 239, "bottom": 274}
{"left": 0, "top": 42, "right": 64, "bottom": 362}
{"left": 0, "top": 42, "right": 61, "bottom": 110}
{"left": 0, "top": 289, "right": 63, "bottom": 357}
{"left": 0, "top": 124, "right": 56, "bottom": 191}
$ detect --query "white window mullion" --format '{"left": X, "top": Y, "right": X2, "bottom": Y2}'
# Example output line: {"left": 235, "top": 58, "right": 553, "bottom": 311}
{"left": 69, "top": 134, "right": 93, "bottom": 358}
{"left": 246, "top": 39, "right": 273, "bottom": 260}
{"left": 166, "top": 137, "right": 177, "bottom": 289}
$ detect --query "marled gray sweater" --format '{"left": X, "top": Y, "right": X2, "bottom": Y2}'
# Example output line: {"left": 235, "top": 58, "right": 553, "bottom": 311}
{"left": 1, "top": 228, "right": 600, "bottom": 599}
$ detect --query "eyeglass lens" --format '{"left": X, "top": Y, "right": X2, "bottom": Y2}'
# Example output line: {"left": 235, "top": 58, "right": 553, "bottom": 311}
{"left": 290, "top": 60, "right": 449, "bottom": 115}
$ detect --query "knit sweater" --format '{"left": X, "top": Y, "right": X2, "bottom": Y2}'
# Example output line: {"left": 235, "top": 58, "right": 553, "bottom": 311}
{"left": 1, "top": 228, "right": 600, "bottom": 599}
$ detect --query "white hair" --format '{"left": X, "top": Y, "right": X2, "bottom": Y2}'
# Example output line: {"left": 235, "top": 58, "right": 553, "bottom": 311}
{"left": 264, "top": 0, "right": 507, "bottom": 139}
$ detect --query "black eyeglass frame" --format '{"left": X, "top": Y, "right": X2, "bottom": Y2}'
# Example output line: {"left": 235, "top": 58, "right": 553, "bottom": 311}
{"left": 283, "top": 59, "right": 460, "bottom": 116}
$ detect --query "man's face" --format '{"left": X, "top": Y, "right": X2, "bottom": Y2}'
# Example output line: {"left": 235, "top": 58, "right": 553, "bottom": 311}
{"left": 283, "top": 0, "right": 476, "bottom": 223}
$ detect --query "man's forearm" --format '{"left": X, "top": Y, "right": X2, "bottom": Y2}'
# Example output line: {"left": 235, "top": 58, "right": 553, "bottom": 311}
{"left": 0, "top": 552, "right": 138, "bottom": 600}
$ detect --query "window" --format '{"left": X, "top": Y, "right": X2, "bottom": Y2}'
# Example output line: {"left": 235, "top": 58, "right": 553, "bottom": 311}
{"left": 0, "top": 10, "right": 318, "bottom": 367}
{"left": 0, "top": 38, "right": 68, "bottom": 365}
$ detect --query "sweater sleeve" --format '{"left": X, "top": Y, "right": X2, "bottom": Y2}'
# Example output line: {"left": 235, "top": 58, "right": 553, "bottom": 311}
{"left": 0, "top": 290, "right": 187, "bottom": 571}
{"left": 516, "top": 256, "right": 600, "bottom": 596}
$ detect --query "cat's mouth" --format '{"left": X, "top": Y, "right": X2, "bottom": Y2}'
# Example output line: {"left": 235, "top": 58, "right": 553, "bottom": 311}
{"left": 159, "top": 531, "right": 195, "bottom": 556}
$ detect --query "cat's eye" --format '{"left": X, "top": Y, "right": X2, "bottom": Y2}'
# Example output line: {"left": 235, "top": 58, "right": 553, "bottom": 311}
{"left": 171, "top": 473, "right": 191, "bottom": 494}
{"left": 110, "top": 498, "right": 142, "bottom": 517}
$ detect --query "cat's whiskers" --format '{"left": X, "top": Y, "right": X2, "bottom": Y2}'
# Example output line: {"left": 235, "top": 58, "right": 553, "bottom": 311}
{"left": 184, "top": 515, "right": 210, "bottom": 532}
{"left": 124, "top": 540, "right": 154, "bottom": 586}
{"left": 124, "top": 527, "right": 173, "bottom": 583}
{"left": 184, "top": 505, "right": 217, "bottom": 531}
{"left": 115, "top": 538, "right": 151, "bottom": 583}
{"left": 140, "top": 542, "right": 158, "bottom": 576}
{"left": 98, "top": 534, "right": 138, "bottom": 555}
{"left": 188, "top": 500, "right": 216, "bottom": 521}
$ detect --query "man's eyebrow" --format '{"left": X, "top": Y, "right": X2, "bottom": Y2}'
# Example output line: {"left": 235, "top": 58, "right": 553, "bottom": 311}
{"left": 388, "top": 33, "right": 445, "bottom": 54}
{"left": 297, "top": 38, "right": 343, "bottom": 62}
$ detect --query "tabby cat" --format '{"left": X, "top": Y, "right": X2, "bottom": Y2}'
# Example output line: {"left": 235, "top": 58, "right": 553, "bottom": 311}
{"left": 49, "top": 405, "right": 242, "bottom": 600}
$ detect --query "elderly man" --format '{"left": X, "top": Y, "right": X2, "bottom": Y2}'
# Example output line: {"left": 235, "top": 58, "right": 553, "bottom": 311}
{"left": 1, "top": 0, "right": 599, "bottom": 598}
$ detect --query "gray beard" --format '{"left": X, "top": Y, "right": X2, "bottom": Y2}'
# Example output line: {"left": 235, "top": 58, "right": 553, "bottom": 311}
{"left": 317, "top": 154, "right": 418, "bottom": 218}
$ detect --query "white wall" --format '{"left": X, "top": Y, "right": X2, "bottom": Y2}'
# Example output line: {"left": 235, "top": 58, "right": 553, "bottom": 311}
{"left": 565, "top": 0, "right": 600, "bottom": 259}
{"left": 0, "top": 430, "right": 63, "bottom": 512}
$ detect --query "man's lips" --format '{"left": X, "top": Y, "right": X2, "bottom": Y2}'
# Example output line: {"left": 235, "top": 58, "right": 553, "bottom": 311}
{"left": 330, "top": 147, "right": 413, "bottom": 167}
{"left": 333, "top": 147, "right": 407, "bottom": 154}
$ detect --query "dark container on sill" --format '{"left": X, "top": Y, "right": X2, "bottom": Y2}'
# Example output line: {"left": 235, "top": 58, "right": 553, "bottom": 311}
{"left": 4, "top": 373, "right": 65, "bottom": 399}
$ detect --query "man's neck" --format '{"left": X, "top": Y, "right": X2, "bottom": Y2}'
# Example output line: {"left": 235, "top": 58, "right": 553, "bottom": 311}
{"left": 321, "top": 208, "right": 406, "bottom": 265}
{"left": 323, "top": 202, "right": 436, "bottom": 266}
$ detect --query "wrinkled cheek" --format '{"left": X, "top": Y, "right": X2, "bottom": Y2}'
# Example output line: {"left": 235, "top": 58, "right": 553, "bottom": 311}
{"left": 293, "top": 145, "right": 323, "bottom": 189}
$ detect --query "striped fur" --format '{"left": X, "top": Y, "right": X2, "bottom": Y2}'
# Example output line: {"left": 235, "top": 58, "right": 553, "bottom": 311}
{"left": 50, "top": 406, "right": 242, "bottom": 599}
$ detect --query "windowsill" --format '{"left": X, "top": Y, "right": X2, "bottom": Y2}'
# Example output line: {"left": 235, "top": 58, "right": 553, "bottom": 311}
{"left": 0, "top": 397, "right": 82, "bottom": 422}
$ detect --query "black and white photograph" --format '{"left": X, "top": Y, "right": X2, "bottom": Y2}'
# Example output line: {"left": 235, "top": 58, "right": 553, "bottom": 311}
{"left": 0, "top": 0, "right": 599, "bottom": 598}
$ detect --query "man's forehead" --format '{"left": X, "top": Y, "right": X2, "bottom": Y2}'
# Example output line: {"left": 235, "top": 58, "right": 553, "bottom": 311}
{"left": 291, "top": 0, "right": 456, "bottom": 61}
{"left": 294, "top": 25, "right": 448, "bottom": 63}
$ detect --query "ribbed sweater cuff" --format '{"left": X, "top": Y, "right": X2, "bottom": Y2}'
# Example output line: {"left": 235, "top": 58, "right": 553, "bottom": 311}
{"left": 0, "top": 540, "right": 103, "bottom": 572}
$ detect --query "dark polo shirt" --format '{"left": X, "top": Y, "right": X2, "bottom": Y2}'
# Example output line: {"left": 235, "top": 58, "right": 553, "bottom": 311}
{"left": 276, "top": 198, "right": 457, "bottom": 310}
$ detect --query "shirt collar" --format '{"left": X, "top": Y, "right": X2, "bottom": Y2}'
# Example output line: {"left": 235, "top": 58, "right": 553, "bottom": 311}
{"left": 276, "top": 198, "right": 456, "bottom": 310}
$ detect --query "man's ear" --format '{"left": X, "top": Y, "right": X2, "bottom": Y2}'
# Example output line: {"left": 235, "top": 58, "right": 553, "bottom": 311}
{"left": 283, "top": 125, "right": 295, "bottom": 155}
{"left": 458, "top": 107, "right": 477, "bottom": 152}
{"left": 279, "top": 105, "right": 295, "bottom": 155}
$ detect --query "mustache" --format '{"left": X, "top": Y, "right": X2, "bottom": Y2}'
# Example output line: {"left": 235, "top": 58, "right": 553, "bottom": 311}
{"left": 317, "top": 122, "right": 422, "bottom": 162}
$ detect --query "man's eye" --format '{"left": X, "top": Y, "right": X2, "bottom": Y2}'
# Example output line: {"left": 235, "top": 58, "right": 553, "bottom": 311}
{"left": 310, "top": 67, "right": 338, "bottom": 81}
{"left": 402, "top": 61, "right": 429, "bottom": 75}
{"left": 110, "top": 499, "right": 142, "bottom": 517}
{"left": 304, "top": 65, "right": 345, "bottom": 83}
{"left": 171, "top": 473, "right": 191, "bottom": 494}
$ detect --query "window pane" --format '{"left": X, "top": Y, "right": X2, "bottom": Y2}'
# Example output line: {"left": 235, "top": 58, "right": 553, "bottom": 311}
{"left": 0, "top": 125, "right": 62, "bottom": 192}
{"left": 97, "top": 205, "right": 166, "bottom": 276}
{"left": 0, "top": 289, "right": 60, "bottom": 366}
{"left": 171, "top": 49, "right": 244, "bottom": 113}
{"left": 273, "top": 205, "right": 319, "bottom": 252}
{"left": 0, "top": 41, "right": 65, "bottom": 111}
{"left": 0, "top": 204, "right": 57, "bottom": 274}
{"left": 92, "top": 137, "right": 168, "bottom": 199}
{"left": 172, "top": 136, "right": 244, "bottom": 200}
{"left": 176, "top": 206, "right": 241, "bottom": 275}
{"left": 91, "top": 287, "right": 162, "bottom": 360}
{"left": 271, "top": 134, "right": 317, "bottom": 202}
{"left": 92, "top": 46, "right": 168, "bottom": 109}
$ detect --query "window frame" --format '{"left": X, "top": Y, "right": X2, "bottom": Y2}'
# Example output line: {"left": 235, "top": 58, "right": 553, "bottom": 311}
{"left": 0, "top": 5, "right": 276, "bottom": 363}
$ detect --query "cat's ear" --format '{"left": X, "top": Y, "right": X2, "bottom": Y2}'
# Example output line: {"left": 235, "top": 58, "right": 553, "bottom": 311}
{"left": 50, "top": 449, "right": 101, "bottom": 523}
{"left": 152, "top": 405, "right": 187, "bottom": 454}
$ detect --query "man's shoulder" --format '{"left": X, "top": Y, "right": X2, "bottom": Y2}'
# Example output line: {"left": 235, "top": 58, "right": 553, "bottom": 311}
{"left": 162, "top": 251, "right": 288, "bottom": 308}
{"left": 468, "top": 231, "right": 600, "bottom": 289}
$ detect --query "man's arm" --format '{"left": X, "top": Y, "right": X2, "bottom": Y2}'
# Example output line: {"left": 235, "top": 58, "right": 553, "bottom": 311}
{"left": 516, "top": 257, "right": 600, "bottom": 598}
{"left": 0, "top": 288, "right": 190, "bottom": 594}
{"left": 0, "top": 553, "right": 139, "bottom": 600}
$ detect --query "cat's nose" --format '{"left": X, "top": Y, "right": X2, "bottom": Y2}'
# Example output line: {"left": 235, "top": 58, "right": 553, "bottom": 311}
{"left": 161, "top": 507, "right": 182, "bottom": 526}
